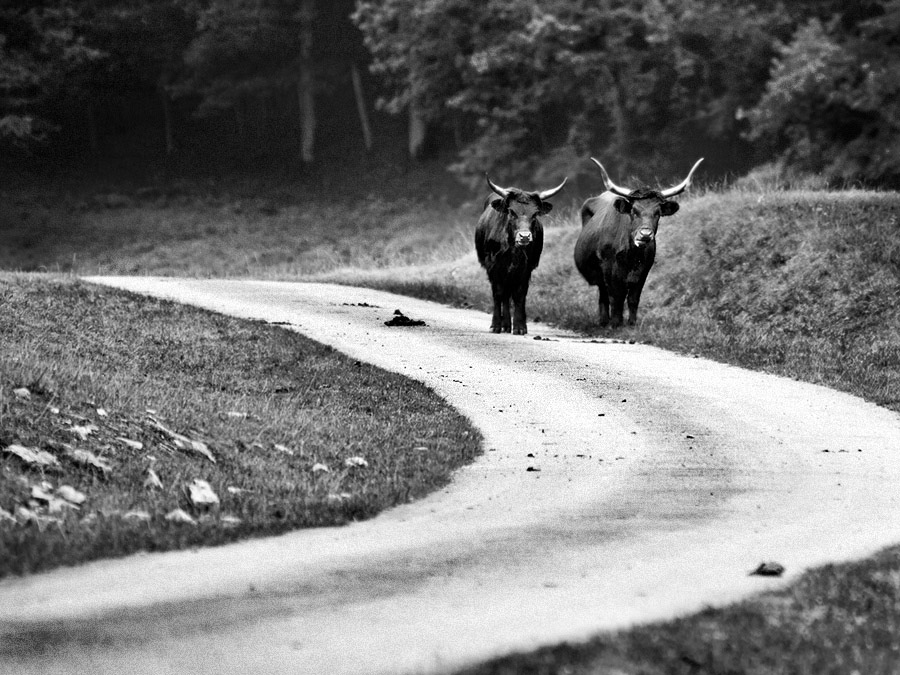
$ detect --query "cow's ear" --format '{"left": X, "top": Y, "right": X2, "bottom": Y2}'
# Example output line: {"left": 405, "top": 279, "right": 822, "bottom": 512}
{"left": 538, "top": 201, "right": 553, "bottom": 215}
{"left": 660, "top": 200, "right": 680, "bottom": 217}
{"left": 614, "top": 198, "right": 632, "bottom": 214}
{"left": 490, "top": 198, "right": 506, "bottom": 212}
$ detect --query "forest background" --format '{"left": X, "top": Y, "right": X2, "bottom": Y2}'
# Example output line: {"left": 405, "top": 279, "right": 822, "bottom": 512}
{"left": 2, "top": 0, "right": 899, "bottom": 192}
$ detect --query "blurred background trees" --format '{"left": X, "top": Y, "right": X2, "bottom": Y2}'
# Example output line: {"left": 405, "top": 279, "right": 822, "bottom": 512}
{"left": 2, "top": 0, "right": 898, "bottom": 188}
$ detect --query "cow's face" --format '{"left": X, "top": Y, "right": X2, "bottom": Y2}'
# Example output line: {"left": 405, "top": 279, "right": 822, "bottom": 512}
{"left": 614, "top": 197, "right": 679, "bottom": 248}
{"left": 492, "top": 191, "right": 551, "bottom": 247}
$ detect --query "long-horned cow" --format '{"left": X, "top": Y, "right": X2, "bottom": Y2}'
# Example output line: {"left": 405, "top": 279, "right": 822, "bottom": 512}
{"left": 475, "top": 175, "right": 567, "bottom": 334}
{"left": 574, "top": 158, "right": 703, "bottom": 327}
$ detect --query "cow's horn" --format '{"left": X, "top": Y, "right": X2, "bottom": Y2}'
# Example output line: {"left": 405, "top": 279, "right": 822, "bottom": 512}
{"left": 590, "top": 158, "right": 633, "bottom": 198}
{"left": 659, "top": 158, "right": 704, "bottom": 199}
{"left": 485, "top": 174, "right": 509, "bottom": 198}
{"left": 538, "top": 177, "right": 567, "bottom": 200}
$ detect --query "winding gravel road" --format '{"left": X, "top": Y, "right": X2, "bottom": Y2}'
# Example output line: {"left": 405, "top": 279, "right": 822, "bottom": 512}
{"left": 3, "top": 277, "right": 900, "bottom": 675}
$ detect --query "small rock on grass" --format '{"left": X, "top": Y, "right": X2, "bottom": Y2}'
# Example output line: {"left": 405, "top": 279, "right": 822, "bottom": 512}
{"left": 189, "top": 479, "right": 220, "bottom": 507}
{"left": 57, "top": 485, "right": 87, "bottom": 505}
{"left": 144, "top": 468, "right": 164, "bottom": 490}
{"left": 165, "top": 508, "right": 197, "bottom": 525}
{"left": 4, "top": 444, "right": 60, "bottom": 468}
{"left": 123, "top": 510, "right": 151, "bottom": 522}
{"left": 311, "top": 462, "right": 330, "bottom": 473}
{"left": 65, "top": 447, "right": 112, "bottom": 474}
{"left": 344, "top": 456, "right": 368, "bottom": 468}
{"left": 13, "top": 387, "right": 30, "bottom": 399}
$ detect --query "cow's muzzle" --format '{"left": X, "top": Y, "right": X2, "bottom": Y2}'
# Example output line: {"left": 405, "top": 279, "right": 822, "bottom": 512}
{"left": 515, "top": 231, "right": 533, "bottom": 246}
{"left": 634, "top": 230, "right": 654, "bottom": 247}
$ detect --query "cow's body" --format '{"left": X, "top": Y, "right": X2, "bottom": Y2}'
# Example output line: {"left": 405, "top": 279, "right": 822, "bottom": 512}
{"left": 574, "top": 158, "right": 703, "bottom": 327}
{"left": 475, "top": 176, "right": 566, "bottom": 334}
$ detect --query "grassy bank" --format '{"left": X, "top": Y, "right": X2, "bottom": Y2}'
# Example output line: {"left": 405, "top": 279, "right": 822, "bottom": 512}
{"left": 0, "top": 274, "right": 480, "bottom": 578}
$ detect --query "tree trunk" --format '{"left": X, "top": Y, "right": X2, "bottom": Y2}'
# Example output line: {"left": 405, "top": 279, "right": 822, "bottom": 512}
{"left": 297, "top": 0, "right": 316, "bottom": 164}
{"left": 350, "top": 62, "right": 373, "bottom": 152}
{"left": 408, "top": 99, "right": 426, "bottom": 160}
{"left": 159, "top": 85, "right": 175, "bottom": 156}
{"left": 86, "top": 99, "right": 98, "bottom": 155}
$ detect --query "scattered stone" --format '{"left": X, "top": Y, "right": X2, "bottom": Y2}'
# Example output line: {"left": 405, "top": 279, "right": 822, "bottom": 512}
{"left": 221, "top": 515, "right": 243, "bottom": 527}
{"left": 311, "top": 463, "right": 330, "bottom": 473}
{"left": 526, "top": 466, "right": 541, "bottom": 472}
{"left": 117, "top": 437, "right": 144, "bottom": 451}
{"left": 146, "top": 416, "right": 216, "bottom": 463}
{"left": 13, "top": 387, "right": 30, "bottom": 400}
{"left": 227, "top": 486, "right": 252, "bottom": 495}
{"left": 123, "top": 510, "right": 152, "bottom": 522}
{"left": 4, "top": 444, "right": 60, "bottom": 468}
{"left": 344, "top": 456, "right": 369, "bottom": 468}
{"left": 326, "top": 492, "right": 352, "bottom": 504}
{"left": 96, "top": 408, "right": 109, "bottom": 418}
{"left": 57, "top": 485, "right": 87, "bottom": 505}
{"left": 165, "top": 508, "right": 197, "bottom": 525}
{"left": 750, "top": 561, "right": 785, "bottom": 577}
{"left": 144, "top": 468, "right": 164, "bottom": 490}
{"left": 384, "top": 310, "right": 426, "bottom": 327}
{"left": 69, "top": 424, "right": 98, "bottom": 441}
{"left": 273, "top": 443, "right": 294, "bottom": 456}
{"left": 65, "top": 447, "right": 112, "bottom": 474}
{"left": 189, "top": 479, "right": 220, "bottom": 508}
{"left": 0, "top": 507, "right": 17, "bottom": 524}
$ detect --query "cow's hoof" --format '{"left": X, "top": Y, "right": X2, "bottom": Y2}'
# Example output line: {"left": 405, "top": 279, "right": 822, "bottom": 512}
{"left": 490, "top": 326, "right": 502, "bottom": 334}
{"left": 501, "top": 326, "right": 511, "bottom": 333}
{"left": 513, "top": 326, "right": 526, "bottom": 335}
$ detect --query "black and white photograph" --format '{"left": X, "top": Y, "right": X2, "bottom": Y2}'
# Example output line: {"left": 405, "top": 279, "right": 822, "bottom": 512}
{"left": 2, "top": 1, "right": 900, "bottom": 673}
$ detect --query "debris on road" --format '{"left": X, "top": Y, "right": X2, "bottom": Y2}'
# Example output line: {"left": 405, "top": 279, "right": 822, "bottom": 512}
{"left": 384, "top": 310, "right": 426, "bottom": 327}
{"left": 750, "top": 561, "right": 785, "bottom": 577}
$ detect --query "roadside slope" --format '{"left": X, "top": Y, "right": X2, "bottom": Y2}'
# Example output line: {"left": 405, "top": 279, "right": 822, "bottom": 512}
{"left": 2, "top": 278, "right": 899, "bottom": 675}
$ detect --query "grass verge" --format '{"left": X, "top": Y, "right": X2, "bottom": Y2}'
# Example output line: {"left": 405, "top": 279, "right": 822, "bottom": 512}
{"left": 0, "top": 273, "right": 481, "bottom": 578}
{"left": 457, "top": 545, "right": 900, "bottom": 674}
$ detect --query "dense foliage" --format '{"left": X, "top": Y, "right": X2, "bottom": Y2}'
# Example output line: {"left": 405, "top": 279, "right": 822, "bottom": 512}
{"left": 1, "top": 0, "right": 899, "bottom": 186}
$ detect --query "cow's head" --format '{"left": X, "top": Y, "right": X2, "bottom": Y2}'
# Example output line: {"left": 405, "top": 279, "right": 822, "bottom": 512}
{"left": 590, "top": 157, "right": 704, "bottom": 248}
{"left": 486, "top": 175, "right": 567, "bottom": 247}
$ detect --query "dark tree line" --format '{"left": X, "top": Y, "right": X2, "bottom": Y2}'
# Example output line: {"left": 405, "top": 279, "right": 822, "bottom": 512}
{"left": 2, "top": 0, "right": 899, "bottom": 187}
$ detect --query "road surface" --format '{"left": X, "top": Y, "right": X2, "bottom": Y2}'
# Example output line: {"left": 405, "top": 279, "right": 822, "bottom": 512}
{"left": 2, "top": 277, "right": 900, "bottom": 674}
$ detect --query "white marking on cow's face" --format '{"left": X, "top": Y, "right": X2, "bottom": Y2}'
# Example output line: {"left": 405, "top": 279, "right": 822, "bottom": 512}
{"left": 507, "top": 198, "right": 540, "bottom": 247}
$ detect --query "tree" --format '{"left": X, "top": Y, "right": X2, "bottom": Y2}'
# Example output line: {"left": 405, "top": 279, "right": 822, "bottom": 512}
{"left": 747, "top": 1, "right": 900, "bottom": 185}
{"left": 0, "top": 2, "right": 103, "bottom": 149}
{"left": 355, "top": 0, "right": 788, "bottom": 184}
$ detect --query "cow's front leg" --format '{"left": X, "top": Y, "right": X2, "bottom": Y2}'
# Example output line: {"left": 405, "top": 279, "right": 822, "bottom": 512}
{"left": 490, "top": 283, "right": 503, "bottom": 333}
{"left": 501, "top": 295, "right": 512, "bottom": 333}
{"left": 512, "top": 279, "right": 530, "bottom": 335}
{"left": 626, "top": 284, "right": 643, "bottom": 326}
{"left": 609, "top": 283, "right": 626, "bottom": 328}
{"left": 597, "top": 282, "right": 610, "bottom": 327}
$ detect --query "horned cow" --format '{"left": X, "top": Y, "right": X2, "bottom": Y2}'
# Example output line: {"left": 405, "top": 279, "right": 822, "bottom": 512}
{"left": 475, "top": 176, "right": 567, "bottom": 335}
{"left": 574, "top": 158, "right": 703, "bottom": 327}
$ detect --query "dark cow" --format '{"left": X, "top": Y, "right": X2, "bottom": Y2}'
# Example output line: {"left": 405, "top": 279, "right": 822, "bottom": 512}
{"left": 574, "top": 157, "right": 703, "bottom": 327}
{"left": 475, "top": 175, "right": 567, "bottom": 334}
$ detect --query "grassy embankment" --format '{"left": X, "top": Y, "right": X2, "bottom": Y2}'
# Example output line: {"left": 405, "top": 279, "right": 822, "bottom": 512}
{"left": 0, "top": 274, "right": 480, "bottom": 578}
